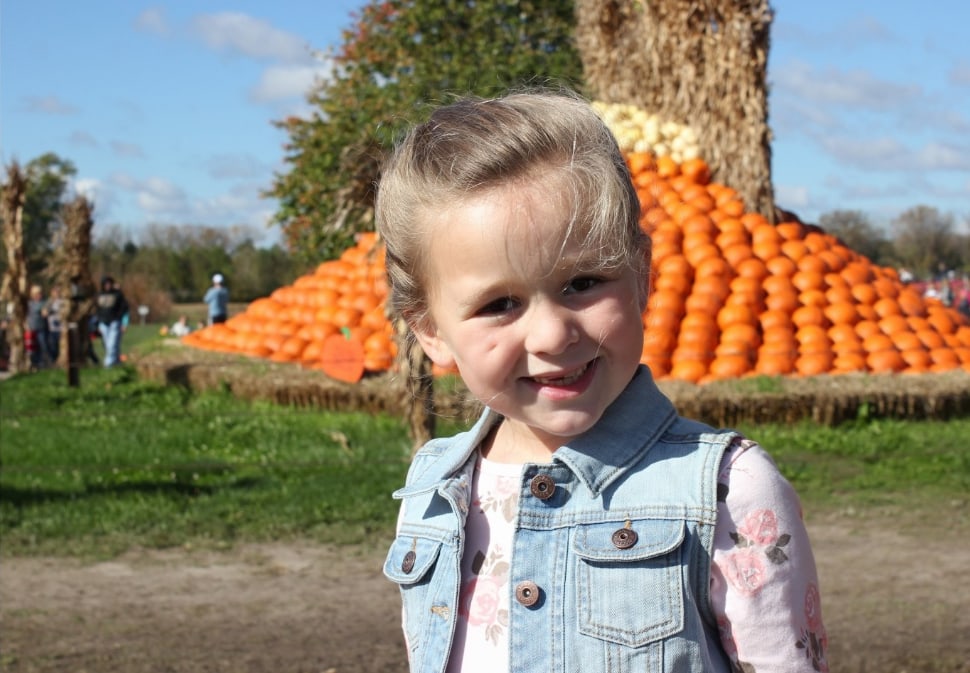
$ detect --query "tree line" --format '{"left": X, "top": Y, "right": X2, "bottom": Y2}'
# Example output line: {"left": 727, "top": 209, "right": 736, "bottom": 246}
{"left": 818, "top": 208, "right": 970, "bottom": 281}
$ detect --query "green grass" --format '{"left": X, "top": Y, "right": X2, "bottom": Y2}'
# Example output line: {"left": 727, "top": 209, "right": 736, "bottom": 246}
{"left": 1, "top": 366, "right": 413, "bottom": 557}
{"left": 738, "top": 417, "right": 970, "bottom": 514}
{"left": 2, "top": 366, "right": 968, "bottom": 558}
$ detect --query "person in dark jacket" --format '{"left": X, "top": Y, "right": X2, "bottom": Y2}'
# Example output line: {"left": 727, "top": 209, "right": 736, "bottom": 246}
{"left": 95, "top": 275, "right": 129, "bottom": 367}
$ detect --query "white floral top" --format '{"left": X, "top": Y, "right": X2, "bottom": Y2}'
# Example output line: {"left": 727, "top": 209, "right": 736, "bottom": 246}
{"left": 446, "top": 438, "right": 828, "bottom": 673}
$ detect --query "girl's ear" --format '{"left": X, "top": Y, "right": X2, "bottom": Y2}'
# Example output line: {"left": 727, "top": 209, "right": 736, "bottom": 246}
{"left": 410, "top": 319, "right": 457, "bottom": 371}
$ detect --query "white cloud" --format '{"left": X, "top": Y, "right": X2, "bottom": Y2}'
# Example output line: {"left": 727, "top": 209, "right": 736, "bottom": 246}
{"left": 817, "top": 135, "right": 910, "bottom": 171}
{"left": 774, "top": 61, "right": 921, "bottom": 110}
{"left": 105, "top": 172, "right": 273, "bottom": 235}
{"left": 205, "top": 154, "right": 270, "bottom": 180}
{"left": 135, "top": 177, "right": 189, "bottom": 216}
{"left": 774, "top": 13, "right": 897, "bottom": 51}
{"left": 69, "top": 131, "right": 99, "bottom": 148}
{"left": 812, "top": 134, "right": 970, "bottom": 173}
{"left": 774, "top": 184, "right": 810, "bottom": 210}
{"left": 23, "top": 95, "right": 78, "bottom": 115}
{"left": 110, "top": 141, "right": 145, "bottom": 159}
{"left": 69, "top": 177, "right": 118, "bottom": 220}
{"left": 950, "top": 62, "right": 970, "bottom": 87}
{"left": 250, "top": 64, "right": 328, "bottom": 102}
{"left": 134, "top": 7, "right": 170, "bottom": 37}
{"left": 72, "top": 177, "right": 101, "bottom": 201}
{"left": 188, "top": 12, "right": 310, "bottom": 63}
{"left": 915, "top": 142, "right": 970, "bottom": 171}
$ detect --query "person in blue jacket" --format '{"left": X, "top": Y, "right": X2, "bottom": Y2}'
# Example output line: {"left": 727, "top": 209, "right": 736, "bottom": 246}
{"left": 203, "top": 273, "right": 229, "bottom": 325}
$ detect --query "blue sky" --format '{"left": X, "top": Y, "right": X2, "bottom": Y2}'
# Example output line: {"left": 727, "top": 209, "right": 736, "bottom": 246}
{"left": 2, "top": 1, "right": 968, "bottom": 249}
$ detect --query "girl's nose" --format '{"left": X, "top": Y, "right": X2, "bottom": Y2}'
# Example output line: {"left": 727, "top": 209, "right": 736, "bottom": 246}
{"left": 523, "top": 300, "right": 579, "bottom": 355}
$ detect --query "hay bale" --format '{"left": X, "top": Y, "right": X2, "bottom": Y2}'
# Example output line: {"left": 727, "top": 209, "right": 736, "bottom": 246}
{"left": 137, "top": 347, "right": 970, "bottom": 429}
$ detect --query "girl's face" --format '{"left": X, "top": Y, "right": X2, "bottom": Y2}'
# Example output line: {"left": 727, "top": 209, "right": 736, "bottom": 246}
{"left": 413, "top": 176, "right": 646, "bottom": 456}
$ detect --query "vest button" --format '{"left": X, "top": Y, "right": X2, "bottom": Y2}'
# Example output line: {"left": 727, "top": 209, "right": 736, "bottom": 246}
{"left": 611, "top": 527, "right": 638, "bottom": 549}
{"left": 529, "top": 474, "right": 556, "bottom": 500}
{"left": 514, "top": 580, "right": 540, "bottom": 607}
{"left": 401, "top": 550, "right": 416, "bottom": 574}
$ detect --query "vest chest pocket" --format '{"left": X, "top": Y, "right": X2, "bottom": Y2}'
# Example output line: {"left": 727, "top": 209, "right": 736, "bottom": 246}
{"left": 383, "top": 531, "right": 443, "bottom": 586}
{"left": 573, "top": 519, "right": 686, "bottom": 648}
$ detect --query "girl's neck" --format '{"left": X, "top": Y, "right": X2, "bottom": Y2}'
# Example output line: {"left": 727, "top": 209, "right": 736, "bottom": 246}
{"left": 482, "top": 418, "right": 558, "bottom": 464}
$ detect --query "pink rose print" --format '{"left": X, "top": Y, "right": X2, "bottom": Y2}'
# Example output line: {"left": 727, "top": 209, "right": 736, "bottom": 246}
{"left": 460, "top": 575, "right": 504, "bottom": 627}
{"left": 730, "top": 508, "right": 791, "bottom": 565}
{"left": 804, "top": 583, "right": 823, "bottom": 631}
{"left": 796, "top": 583, "right": 828, "bottom": 672}
{"left": 723, "top": 547, "right": 767, "bottom": 597}
{"left": 493, "top": 475, "right": 519, "bottom": 500}
{"left": 738, "top": 509, "right": 778, "bottom": 546}
{"left": 478, "top": 475, "right": 520, "bottom": 522}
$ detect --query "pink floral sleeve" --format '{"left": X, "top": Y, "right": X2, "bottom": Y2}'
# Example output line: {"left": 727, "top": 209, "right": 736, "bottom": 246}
{"left": 711, "top": 438, "right": 829, "bottom": 673}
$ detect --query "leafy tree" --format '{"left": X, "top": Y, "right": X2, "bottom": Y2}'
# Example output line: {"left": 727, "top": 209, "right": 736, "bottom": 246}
{"left": 890, "top": 205, "right": 960, "bottom": 278}
{"left": 818, "top": 209, "right": 892, "bottom": 266}
{"left": 228, "top": 241, "right": 298, "bottom": 302}
{"left": 268, "top": 0, "right": 583, "bottom": 265}
{"left": 0, "top": 152, "right": 76, "bottom": 280}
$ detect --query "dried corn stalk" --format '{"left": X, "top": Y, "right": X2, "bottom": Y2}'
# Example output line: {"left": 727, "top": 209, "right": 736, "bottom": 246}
{"left": 1, "top": 162, "right": 29, "bottom": 374}
{"left": 576, "top": 0, "right": 776, "bottom": 220}
{"left": 51, "top": 195, "right": 97, "bottom": 366}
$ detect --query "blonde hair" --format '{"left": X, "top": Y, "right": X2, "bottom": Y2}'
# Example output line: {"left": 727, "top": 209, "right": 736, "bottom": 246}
{"left": 375, "top": 89, "right": 648, "bottom": 326}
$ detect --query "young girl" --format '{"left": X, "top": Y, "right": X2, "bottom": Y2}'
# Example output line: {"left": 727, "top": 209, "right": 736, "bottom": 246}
{"left": 378, "top": 90, "right": 827, "bottom": 673}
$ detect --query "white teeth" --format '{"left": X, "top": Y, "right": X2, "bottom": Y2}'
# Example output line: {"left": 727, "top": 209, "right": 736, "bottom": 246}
{"left": 534, "top": 362, "right": 589, "bottom": 386}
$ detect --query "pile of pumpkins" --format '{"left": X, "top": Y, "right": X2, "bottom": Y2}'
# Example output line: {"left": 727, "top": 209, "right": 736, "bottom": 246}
{"left": 183, "top": 106, "right": 970, "bottom": 384}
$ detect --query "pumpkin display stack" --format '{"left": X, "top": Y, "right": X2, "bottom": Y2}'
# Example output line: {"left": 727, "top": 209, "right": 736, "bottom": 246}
{"left": 182, "top": 232, "right": 394, "bottom": 383}
{"left": 183, "top": 105, "right": 970, "bottom": 383}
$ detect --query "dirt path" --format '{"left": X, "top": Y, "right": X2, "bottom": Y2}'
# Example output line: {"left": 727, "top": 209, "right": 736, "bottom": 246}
{"left": 2, "top": 515, "right": 969, "bottom": 672}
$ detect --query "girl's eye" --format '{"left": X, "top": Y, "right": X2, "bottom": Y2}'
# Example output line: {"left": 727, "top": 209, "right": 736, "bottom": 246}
{"left": 565, "top": 276, "right": 600, "bottom": 294}
{"left": 476, "top": 297, "right": 518, "bottom": 316}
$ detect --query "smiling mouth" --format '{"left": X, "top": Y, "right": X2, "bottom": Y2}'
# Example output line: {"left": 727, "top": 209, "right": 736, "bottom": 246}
{"left": 532, "top": 362, "right": 591, "bottom": 386}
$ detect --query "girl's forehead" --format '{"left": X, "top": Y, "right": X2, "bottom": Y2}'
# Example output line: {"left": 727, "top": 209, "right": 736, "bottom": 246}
{"left": 434, "top": 182, "right": 579, "bottom": 249}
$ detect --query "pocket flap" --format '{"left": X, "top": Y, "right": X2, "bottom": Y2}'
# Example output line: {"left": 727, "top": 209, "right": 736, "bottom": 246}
{"left": 573, "top": 518, "right": 685, "bottom": 563}
{"left": 383, "top": 531, "right": 444, "bottom": 585}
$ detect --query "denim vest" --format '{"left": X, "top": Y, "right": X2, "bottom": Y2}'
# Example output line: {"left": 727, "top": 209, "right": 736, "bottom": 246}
{"left": 384, "top": 366, "right": 735, "bottom": 673}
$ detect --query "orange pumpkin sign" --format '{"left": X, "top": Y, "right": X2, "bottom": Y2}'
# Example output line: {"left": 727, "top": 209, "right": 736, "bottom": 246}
{"left": 318, "top": 330, "right": 366, "bottom": 383}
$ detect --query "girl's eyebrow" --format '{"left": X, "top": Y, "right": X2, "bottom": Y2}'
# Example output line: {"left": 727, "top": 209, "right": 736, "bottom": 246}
{"left": 555, "top": 252, "right": 600, "bottom": 274}
{"left": 456, "top": 282, "right": 515, "bottom": 313}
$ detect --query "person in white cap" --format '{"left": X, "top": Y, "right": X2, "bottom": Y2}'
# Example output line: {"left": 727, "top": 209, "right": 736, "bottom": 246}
{"left": 203, "top": 273, "right": 229, "bottom": 325}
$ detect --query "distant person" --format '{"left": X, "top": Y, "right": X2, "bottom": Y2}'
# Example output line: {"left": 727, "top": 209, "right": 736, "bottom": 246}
{"left": 26, "top": 284, "right": 49, "bottom": 370}
{"left": 95, "top": 275, "right": 129, "bottom": 367}
{"left": 940, "top": 279, "right": 954, "bottom": 307}
{"left": 170, "top": 315, "right": 191, "bottom": 337}
{"left": 958, "top": 285, "right": 970, "bottom": 319}
{"left": 204, "top": 273, "right": 229, "bottom": 325}
{"left": 45, "top": 286, "right": 66, "bottom": 363}
{"left": 86, "top": 314, "right": 100, "bottom": 365}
